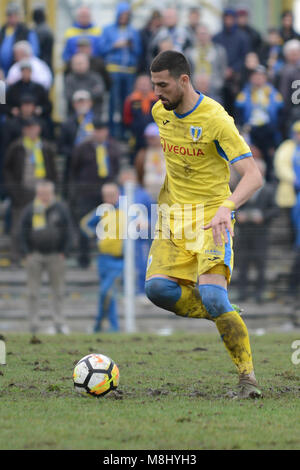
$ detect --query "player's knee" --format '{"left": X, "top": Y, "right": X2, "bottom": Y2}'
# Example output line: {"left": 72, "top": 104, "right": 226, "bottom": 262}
{"left": 145, "top": 278, "right": 181, "bottom": 310}
{"left": 198, "top": 284, "right": 233, "bottom": 319}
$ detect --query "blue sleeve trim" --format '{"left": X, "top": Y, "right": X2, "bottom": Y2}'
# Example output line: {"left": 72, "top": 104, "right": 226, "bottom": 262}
{"left": 230, "top": 152, "right": 252, "bottom": 165}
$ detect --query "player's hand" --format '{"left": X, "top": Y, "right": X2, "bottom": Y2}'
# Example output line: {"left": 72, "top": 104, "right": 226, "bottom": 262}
{"left": 204, "top": 207, "right": 234, "bottom": 247}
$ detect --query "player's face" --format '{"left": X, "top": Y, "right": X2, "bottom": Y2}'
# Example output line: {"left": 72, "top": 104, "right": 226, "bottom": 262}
{"left": 151, "top": 70, "right": 184, "bottom": 111}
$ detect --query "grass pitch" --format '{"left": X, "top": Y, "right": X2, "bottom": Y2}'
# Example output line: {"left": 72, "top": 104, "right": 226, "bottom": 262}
{"left": 0, "top": 332, "right": 299, "bottom": 450}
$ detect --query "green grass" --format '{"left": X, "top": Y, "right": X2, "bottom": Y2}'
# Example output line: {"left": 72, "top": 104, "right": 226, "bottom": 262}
{"left": 0, "top": 332, "right": 299, "bottom": 450}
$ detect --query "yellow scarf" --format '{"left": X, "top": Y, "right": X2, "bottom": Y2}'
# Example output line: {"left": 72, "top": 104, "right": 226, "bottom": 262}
{"left": 96, "top": 144, "right": 109, "bottom": 178}
{"left": 32, "top": 198, "right": 47, "bottom": 230}
{"left": 196, "top": 45, "right": 212, "bottom": 76}
{"left": 97, "top": 208, "right": 125, "bottom": 257}
{"left": 23, "top": 137, "right": 46, "bottom": 179}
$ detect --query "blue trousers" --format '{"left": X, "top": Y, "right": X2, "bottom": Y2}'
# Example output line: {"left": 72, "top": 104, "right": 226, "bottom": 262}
{"left": 94, "top": 255, "right": 123, "bottom": 332}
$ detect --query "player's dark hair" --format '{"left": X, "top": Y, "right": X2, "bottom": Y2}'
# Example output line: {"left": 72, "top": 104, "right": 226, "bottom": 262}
{"left": 150, "top": 50, "right": 191, "bottom": 79}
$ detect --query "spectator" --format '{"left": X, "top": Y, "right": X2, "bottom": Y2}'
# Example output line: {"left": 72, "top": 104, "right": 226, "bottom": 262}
{"left": 64, "top": 52, "right": 105, "bottom": 116}
{"left": 119, "top": 167, "right": 153, "bottom": 296}
{"left": 274, "top": 120, "right": 300, "bottom": 243}
{"left": 150, "top": 8, "right": 193, "bottom": 60}
{"left": 64, "top": 37, "right": 111, "bottom": 92}
{"left": 123, "top": 74, "right": 157, "bottom": 155}
{"left": 32, "top": 4, "right": 54, "bottom": 70}
{"left": 259, "top": 28, "right": 284, "bottom": 83}
{"left": 213, "top": 8, "right": 250, "bottom": 115}
{"left": 0, "top": 2, "right": 40, "bottom": 77}
{"left": 1, "top": 94, "right": 51, "bottom": 155}
{"left": 62, "top": 5, "right": 102, "bottom": 63}
{"left": 3, "top": 117, "right": 57, "bottom": 262}
{"left": 135, "top": 122, "right": 166, "bottom": 201}
{"left": 239, "top": 52, "right": 260, "bottom": 89}
{"left": 19, "top": 180, "right": 72, "bottom": 335}
{"left": 81, "top": 182, "right": 124, "bottom": 332}
{"left": 274, "top": 121, "right": 300, "bottom": 302}
{"left": 278, "top": 39, "right": 300, "bottom": 136}
{"left": 185, "top": 7, "right": 201, "bottom": 47}
{"left": 235, "top": 65, "right": 283, "bottom": 180}
{"left": 6, "top": 40, "right": 52, "bottom": 90}
{"left": 279, "top": 10, "right": 300, "bottom": 44}
{"left": 235, "top": 159, "right": 278, "bottom": 303}
{"left": 58, "top": 90, "right": 95, "bottom": 190}
{"left": 236, "top": 6, "right": 262, "bottom": 53}
{"left": 138, "top": 10, "right": 163, "bottom": 74}
{"left": 69, "top": 118, "right": 121, "bottom": 268}
{"left": 98, "top": 2, "right": 141, "bottom": 139}
{"left": 188, "top": 24, "right": 227, "bottom": 104}
{"left": 6, "top": 60, "right": 52, "bottom": 118}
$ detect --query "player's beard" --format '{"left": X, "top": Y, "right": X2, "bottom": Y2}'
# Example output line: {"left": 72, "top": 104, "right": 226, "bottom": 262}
{"left": 160, "top": 89, "right": 184, "bottom": 111}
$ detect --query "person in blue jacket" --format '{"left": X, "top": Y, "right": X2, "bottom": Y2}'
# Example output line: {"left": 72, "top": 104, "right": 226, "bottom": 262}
{"left": 97, "top": 2, "right": 141, "bottom": 139}
{"left": 0, "top": 3, "right": 40, "bottom": 77}
{"left": 81, "top": 182, "right": 124, "bottom": 333}
{"left": 235, "top": 65, "right": 284, "bottom": 180}
{"left": 62, "top": 5, "right": 102, "bottom": 63}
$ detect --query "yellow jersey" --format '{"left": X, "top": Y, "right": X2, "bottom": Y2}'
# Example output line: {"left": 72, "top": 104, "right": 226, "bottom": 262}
{"left": 152, "top": 92, "right": 252, "bottom": 208}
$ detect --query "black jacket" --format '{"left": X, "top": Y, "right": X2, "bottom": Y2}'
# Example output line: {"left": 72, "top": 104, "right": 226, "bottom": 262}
{"left": 19, "top": 200, "right": 73, "bottom": 255}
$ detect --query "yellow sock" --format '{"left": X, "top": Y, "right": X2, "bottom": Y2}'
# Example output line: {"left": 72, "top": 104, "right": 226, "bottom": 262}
{"left": 215, "top": 311, "right": 254, "bottom": 375}
{"left": 173, "top": 284, "right": 214, "bottom": 321}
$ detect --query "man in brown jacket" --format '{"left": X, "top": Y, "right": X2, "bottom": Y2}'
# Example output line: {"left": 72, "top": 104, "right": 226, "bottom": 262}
{"left": 69, "top": 118, "right": 121, "bottom": 267}
{"left": 3, "top": 117, "right": 57, "bottom": 263}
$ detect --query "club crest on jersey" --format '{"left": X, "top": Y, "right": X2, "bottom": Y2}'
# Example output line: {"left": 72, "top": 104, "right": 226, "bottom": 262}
{"left": 190, "top": 126, "right": 202, "bottom": 142}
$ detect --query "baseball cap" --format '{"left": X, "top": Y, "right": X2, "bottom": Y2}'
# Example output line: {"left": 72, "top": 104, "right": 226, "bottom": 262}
{"left": 6, "top": 2, "right": 21, "bottom": 16}
{"left": 144, "top": 122, "right": 160, "bottom": 137}
{"left": 72, "top": 90, "right": 91, "bottom": 102}
{"left": 20, "top": 59, "right": 32, "bottom": 70}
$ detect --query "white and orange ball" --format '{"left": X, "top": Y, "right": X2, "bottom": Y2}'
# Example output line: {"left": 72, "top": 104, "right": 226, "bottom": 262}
{"left": 73, "top": 354, "right": 119, "bottom": 397}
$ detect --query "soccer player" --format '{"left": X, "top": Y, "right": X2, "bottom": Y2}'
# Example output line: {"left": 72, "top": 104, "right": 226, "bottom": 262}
{"left": 145, "top": 50, "right": 263, "bottom": 399}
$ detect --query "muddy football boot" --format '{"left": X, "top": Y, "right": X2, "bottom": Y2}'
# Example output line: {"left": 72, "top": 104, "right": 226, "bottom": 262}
{"left": 226, "top": 373, "right": 263, "bottom": 399}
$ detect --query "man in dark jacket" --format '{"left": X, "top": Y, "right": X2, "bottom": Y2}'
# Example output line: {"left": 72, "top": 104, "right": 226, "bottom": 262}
{"left": 3, "top": 117, "right": 56, "bottom": 262}
{"left": 0, "top": 2, "right": 40, "bottom": 76}
{"left": 235, "top": 159, "right": 279, "bottom": 303}
{"left": 213, "top": 8, "right": 250, "bottom": 115}
{"left": 32, "top": 4, "right": 54, "bottom": 70}
{"left": 69, "top": 118, "right": 121, "bottom": 268}
{"left": 19, "top": 180, "right": 72, "bottom": 334}
{"left": 6, "top": 60, "right": 52, "bottom": 118}
{"left": 236, "top": 7, "right": 262, "bottom": 53}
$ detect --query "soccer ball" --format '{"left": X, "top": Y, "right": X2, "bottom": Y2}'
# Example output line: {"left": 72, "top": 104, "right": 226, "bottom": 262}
{"left": 73, "top": 353, "right": 119, "bottom": 397}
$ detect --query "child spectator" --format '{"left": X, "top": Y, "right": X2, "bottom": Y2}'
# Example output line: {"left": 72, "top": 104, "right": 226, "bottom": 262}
{"left": 81, "top": 183, "right": 125, "bottom": 332}
{"left": 123, "top": 74, "right": 157, "bottom": 156}
{"left": 135, "top": 122, "right": 166, "bottom": 201}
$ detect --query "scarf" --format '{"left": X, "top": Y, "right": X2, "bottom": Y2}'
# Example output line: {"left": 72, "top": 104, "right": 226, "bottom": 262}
{"left": 23, "top": 137, "right": 46, "bottom": 179}
{"left": 96, "top": 144, "right": 109, "bottom": 178}
{"left": 32, "top": 197, "right": 47, "bottom": 230}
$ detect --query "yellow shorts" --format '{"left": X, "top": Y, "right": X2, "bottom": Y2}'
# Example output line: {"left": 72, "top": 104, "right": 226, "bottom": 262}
{"left": 146, "top": 205, "right": 235, "bottom": 284}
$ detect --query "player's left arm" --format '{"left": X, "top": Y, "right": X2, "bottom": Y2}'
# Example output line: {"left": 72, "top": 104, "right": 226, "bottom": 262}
{"left": 204, "top": 157, "right": 263, "bottom": 246}
{"left": 204, "top": 112, "right": 263, "bottom": 246}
